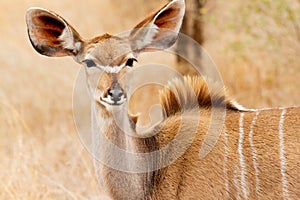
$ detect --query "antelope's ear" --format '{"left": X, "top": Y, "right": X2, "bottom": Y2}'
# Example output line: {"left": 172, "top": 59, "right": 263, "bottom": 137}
{"left": 129, "top": 0, "right": 185, "bottom": 53}
{"left": 25, "top": 7, "right": 83, "bottom": 57}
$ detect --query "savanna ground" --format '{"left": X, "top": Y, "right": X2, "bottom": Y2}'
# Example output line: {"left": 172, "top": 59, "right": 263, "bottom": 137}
{"left": 0, "top": 0, "right": 299, "bottom": 199}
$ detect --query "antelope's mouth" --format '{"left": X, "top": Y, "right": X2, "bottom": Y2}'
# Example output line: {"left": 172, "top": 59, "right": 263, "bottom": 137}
{"left": 99, "top": 92, "right": 127, "bottom": 106}
{"left": 96, "top": 81, "right": 127, "bottom": 107}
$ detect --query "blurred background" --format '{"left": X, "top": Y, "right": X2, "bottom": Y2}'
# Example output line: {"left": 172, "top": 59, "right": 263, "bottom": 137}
{"left": 0, "top": 0, "right": 299, "bottom": 199}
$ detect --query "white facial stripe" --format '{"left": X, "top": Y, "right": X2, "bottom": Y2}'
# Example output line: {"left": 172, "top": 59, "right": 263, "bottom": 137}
{"left": 98, "top": 65, "right": 125, "bottom": 74}
{"left": 84, "top": 53, "right": 136, "bottom": 73}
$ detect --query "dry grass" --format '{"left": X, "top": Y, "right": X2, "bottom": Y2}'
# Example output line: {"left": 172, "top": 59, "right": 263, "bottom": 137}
{"left": 0, "top": 0, "right": 299, "bottom": 199}
{"left": 204, "top": 0, "right": 300, "bottom": 107}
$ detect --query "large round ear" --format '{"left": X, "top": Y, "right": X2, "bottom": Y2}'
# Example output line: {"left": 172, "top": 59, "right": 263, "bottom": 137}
{"left": 25, "top": 7, "right": 83, "bottom": 57}
{"left": 129, "top": 0, "right": 185, "bottom": 53}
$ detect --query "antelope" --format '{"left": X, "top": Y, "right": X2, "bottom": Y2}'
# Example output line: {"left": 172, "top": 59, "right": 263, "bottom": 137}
{"left": 25, "top": 0, "right": 300, "bottom": 199}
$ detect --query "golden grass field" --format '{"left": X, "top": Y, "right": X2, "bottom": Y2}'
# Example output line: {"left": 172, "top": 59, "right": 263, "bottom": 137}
{"left": 0, "top": 0, "right": 299, "bottom": 199}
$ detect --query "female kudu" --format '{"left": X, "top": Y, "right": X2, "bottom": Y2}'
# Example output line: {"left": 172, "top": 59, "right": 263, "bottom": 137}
{"left": 26, "top": 0, "right": 299, "bottom": 199}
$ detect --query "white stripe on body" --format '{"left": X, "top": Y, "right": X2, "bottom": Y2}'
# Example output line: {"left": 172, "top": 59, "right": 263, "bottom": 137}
{"left": 238, "top": 113, "right": 248, "bottom": 199}
{"left": 223, "top": 128, "right": 229, "bottom": 199}
{"left": 278, "top": 108, "right": 290, "bottom": 199}
{"left": 249, "top": 111, "right": 260, "bottom": 196}
{"left": 234, "top": 166, "right": 241, "bottom": 200}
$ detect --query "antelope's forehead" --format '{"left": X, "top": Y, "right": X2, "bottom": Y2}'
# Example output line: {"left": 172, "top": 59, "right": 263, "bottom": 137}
{"left": 86, "top": 35, "right": 132, "bottom": 67}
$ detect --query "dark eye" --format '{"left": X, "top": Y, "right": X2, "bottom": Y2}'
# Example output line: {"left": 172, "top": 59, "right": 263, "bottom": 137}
{"left": 125, "top": 58, "right": 137, "bottom": 67}
{"left": 83, "top": 59, "right": 96, "bottom": 68}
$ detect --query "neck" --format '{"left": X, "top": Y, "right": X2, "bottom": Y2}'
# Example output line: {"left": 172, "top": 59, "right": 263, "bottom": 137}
{"left": 93, "top": 102, "right": 160, "bottom": 151}
{"left": 96, "top": 103, "right": 136, "bottom": 149}
{"left": 92, "top": 101, "right": 160, "bottom": 199}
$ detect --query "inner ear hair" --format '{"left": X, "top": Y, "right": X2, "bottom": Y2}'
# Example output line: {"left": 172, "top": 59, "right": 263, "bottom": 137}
{"left": 129, "top": 0, "right": 185, "bottom": 52}
{"left": 26, "top": 7, "right": 83, "bottom": 57}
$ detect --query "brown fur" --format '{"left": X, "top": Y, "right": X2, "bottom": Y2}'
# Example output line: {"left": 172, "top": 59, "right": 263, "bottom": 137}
{"left": 26, "top": 8, "right": 83, "bottom": 57}
{"left": 25, "top": 1, "right": 300, "bottom": 199}
{"left": 91, "top": 75, "right": 300, "bottom": 199}
{"left": 150, "top": 107, "right": 300, "bottom": 199}
{"left": 159, "top": 76, "right": 240, "bottom": 117}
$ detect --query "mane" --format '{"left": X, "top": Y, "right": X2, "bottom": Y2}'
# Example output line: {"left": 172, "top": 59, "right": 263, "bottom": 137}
{"left": 159, "top": 76, "right": 244, "bottom": 117}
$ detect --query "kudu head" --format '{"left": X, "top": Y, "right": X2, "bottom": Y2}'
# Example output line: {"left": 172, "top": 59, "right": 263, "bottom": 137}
{"left": 25, "top": 0, "right": 185, "bottom": 114}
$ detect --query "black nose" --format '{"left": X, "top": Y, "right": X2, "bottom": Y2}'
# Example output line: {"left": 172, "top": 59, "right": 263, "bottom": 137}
{"left": 107, "top": 82, "right": 125, "bottom": 104}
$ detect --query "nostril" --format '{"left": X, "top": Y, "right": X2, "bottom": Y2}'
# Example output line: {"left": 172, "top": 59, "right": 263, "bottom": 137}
{"left": 108, "top": 88, "right": 124, "bottom": 99}
{"left": 105, "top": 83, "right": 126, "bottom": 104}
{"left": 113, "top": 89, "right": 123, "bottom": 98}
{"left": 107, "top": 89, "right": 113, "bottom": 96}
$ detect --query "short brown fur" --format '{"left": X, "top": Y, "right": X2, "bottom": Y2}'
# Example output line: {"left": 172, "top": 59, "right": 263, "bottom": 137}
{"left": 26, "top": 1, "right": 300, "bottom": 199}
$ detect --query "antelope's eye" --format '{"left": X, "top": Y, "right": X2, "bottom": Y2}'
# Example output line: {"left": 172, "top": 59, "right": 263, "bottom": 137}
{"left": 125, "top": 58, "right": 137, "bottom": 67}
{"left": 83, "top": 59, "right": 96, "bottom": 68}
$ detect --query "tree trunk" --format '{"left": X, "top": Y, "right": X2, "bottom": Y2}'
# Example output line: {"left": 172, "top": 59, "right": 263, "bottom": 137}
{"left": 175, "top": 0, "right": 205, "bottom": 76}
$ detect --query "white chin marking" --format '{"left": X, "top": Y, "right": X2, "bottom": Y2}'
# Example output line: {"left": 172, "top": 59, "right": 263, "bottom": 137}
{"left": 101, "top": 97, "right": 115, "bottom": 105}
{"left": 99, "top": 96, "right": 127, "bottom": 109}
